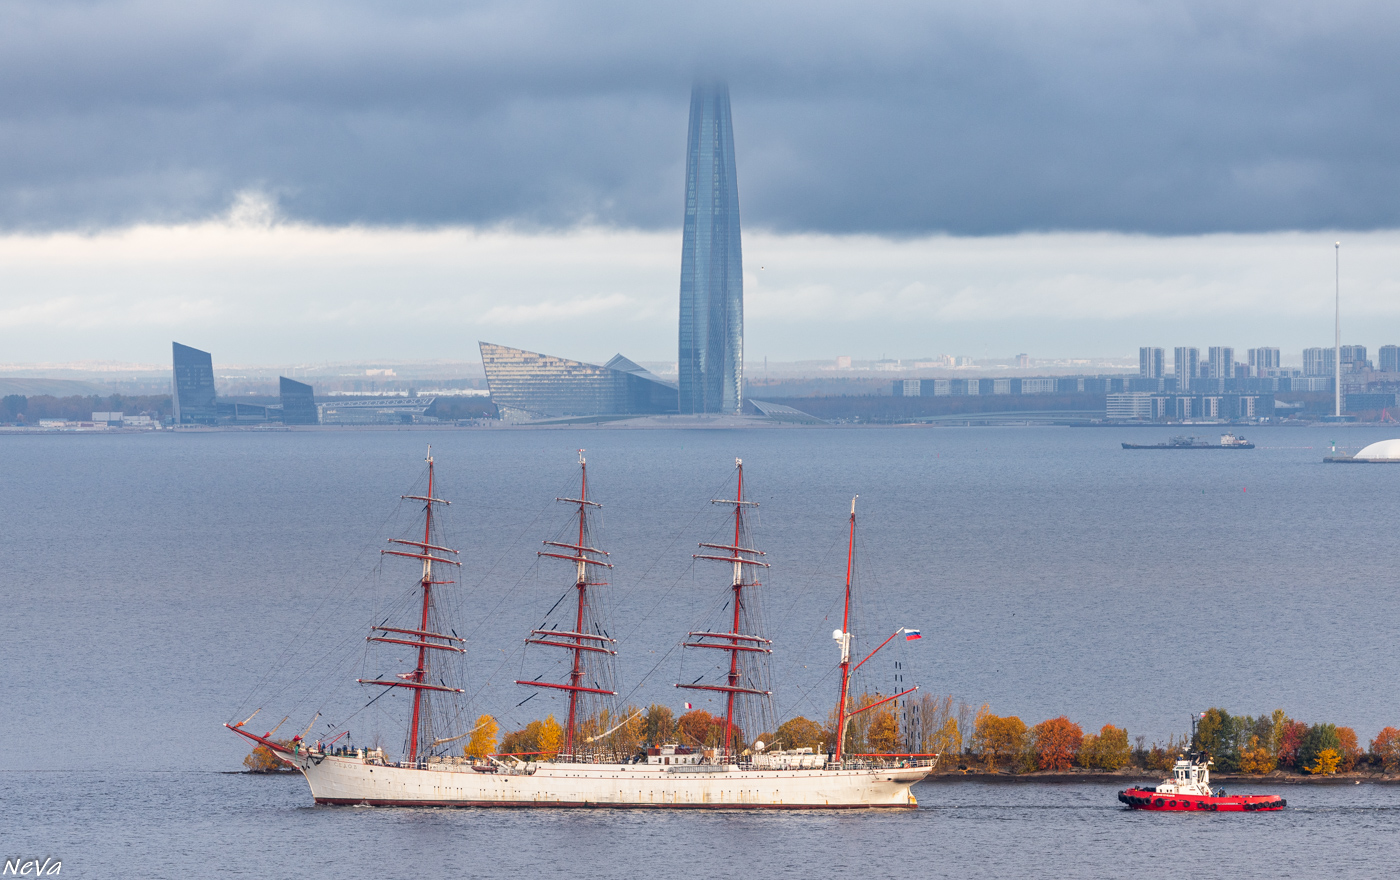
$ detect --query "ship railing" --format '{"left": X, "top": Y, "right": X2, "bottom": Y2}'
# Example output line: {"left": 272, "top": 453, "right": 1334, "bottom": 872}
{"left": 826, "top": 754, "right": 939, "bottom": 771}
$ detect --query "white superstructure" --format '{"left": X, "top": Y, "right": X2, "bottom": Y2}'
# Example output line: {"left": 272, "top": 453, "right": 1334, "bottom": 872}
{"left": 278, "top": 748, "right": 930, "bottom": 809}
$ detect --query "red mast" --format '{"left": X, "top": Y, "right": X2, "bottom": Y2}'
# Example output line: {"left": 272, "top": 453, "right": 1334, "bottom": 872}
{"left": 831, "top": 496, "right": 918, "bottom": 762}
{"left": 834, "top": 496, "right": 857, "bottom": 762}
{"left": 356, "top": 447, "right": 464, "bottom": 764}
{"left": 516, "top": 451, "right": 617, "bottom": 759}
{"left": 677, "top": 459, "right": 772, "bottom": 759}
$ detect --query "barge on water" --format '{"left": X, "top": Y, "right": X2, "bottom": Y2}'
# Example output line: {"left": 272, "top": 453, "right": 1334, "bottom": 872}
{"left": 1123, "top": 433, "right": 1253, "bottom": 450}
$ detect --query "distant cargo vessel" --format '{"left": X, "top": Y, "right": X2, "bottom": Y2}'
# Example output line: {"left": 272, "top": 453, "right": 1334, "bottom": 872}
{"left": 1123, "top": 433, "right": 1253, "bottom": 450}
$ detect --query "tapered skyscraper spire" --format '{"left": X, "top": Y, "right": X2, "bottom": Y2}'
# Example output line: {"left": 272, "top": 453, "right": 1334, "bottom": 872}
{"left": 678, "top": 82, "right": 743, "bottom": 414}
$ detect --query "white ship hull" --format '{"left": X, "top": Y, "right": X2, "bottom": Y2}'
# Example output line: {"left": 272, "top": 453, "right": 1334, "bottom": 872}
{"left": 282, "top": 752, "right": 931, "bottom": 809}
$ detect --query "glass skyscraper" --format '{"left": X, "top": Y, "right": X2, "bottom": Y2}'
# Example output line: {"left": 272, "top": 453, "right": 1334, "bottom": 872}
{"left": 678, "top": 82, "right": 743, "bottom": 414}
{"left": 279, "top": 376, "right": 319, "bottom": 425}
{"left": 171, "top": 342, "right": 217, "bottom": 425}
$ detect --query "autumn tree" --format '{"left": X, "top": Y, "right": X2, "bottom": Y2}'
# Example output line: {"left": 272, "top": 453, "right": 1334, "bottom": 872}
{"left": 930, "top": 717, "right": 961, "bottom": 761}
{"left": 1308, "top": 748, "right": 1342, "bottom": 775}
{"left": 867, "top": 707, "right": 902, "bottom": 754}
{"left": 1336, "top": 727, "right": 1362, "bottom": 772}
{"left": 500, "top": 717, "right": 563, "bottom": 760}
{"left": 1237, "top": 736, "right": 1277, "bottom": 775}
{"left": 774, "top": 716, "right": 827, "bottom": 752}
{"left": 972, "top": 712, "right": 1027, "bottom": 771}
{"left": 1079, "top": 725, "right": 1131, "bottom": 770}
{"left": 677, "top": 710, "right": 738, "bottom": 749}
{"left": 243, "top": 743, "right": 291, "bottom": 772}
{"left": 1146, "top": 735, "right": 1187, "bottom": 771}
{"left": 908, "top": 694, "right": 966, "bottom": 758}
{"left": 608, "top": 705, "right": 647, "bottom": 760}
{"left": 537, "top": 715, "right": 564, "bottom": 760}
{"left": 1276, "top": 719, "right": 1308, "bottom": 770}
{"left": 464, "top": 714, "right": 499, "bottom": 760}
{"left": 1031, "top": 717, "right": 1083, "bottom": 771}
{"left": 1369, "top": 727, "right": 1400, "bottom": 772}
{"left": 643, "top": 704, "right": 676, "bottom": 746}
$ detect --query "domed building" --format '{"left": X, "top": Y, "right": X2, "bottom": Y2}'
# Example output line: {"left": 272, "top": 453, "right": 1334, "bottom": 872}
{"left": 1352, "top": 439, "right": 1400, "bottom": 461}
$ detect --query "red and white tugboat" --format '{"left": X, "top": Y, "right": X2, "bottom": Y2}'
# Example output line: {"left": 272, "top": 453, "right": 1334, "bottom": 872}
{"left": 1119, "top": 752, "right": 1285, "bottom": 813}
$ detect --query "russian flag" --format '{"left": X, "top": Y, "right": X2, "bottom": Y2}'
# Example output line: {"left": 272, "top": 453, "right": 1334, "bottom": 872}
{"left": 904, "top": 629, "right": 922, "bottom": 641}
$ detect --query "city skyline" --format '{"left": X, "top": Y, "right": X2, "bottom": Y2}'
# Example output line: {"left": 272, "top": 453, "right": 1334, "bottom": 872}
{"left": 3, "top": 3, "right": 1400, "bottom": 368}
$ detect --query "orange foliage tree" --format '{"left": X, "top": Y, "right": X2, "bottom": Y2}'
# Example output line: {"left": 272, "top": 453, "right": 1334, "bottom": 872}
{"left": 677, "top": 710, "right": 739, "bottom": 749}
{"left": 774, "top": 716, "right": 827, "bottom": 752}
{"left": 972, "top": 711, "right": 1027, "bottom": 771}
{"left": 1370, "top": 727, "right": 1400, "bottom": 772}
{"left": 1336, "top": 727, "right": 1362, "bottom": 772}
{"left": 867, "top": 707, "right": 902, "bottom": 754}
{"left": 1031, "top": 717, "right": 1083, "bottom": 771}
{"left": 243, "top": 743, "right": 291, "bottom": 772}
{"left": 1079, "top": 725, "right": 1132, "bottom": 770}
{"left": 1237, "top": 736, "right": 1277, "bottom": 775}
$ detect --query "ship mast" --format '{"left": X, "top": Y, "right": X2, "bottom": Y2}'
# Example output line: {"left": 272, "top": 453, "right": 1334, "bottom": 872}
{"left": 831, "top": 495, "right": 919, "bottom": 763}
{"left": 356, "top": 447, "right": 464, "bottom": 764}
{"left": 834, "top": 496, "right": 857, "bottom": 762}
{"left": 516, "top": 451, "right": 618, "bottom": 759}
{"left": 677, "top": 459, "right": 772, "bottom": 759}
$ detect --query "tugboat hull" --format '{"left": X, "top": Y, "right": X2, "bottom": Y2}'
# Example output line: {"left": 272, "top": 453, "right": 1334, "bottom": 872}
{"left": 1118, "top": 787, "right": 1285, "bottom": 812}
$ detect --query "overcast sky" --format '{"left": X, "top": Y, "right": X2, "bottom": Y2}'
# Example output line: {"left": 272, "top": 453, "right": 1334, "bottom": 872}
{"left": 2, "top": 1, "right": 1399, "bottom": 362}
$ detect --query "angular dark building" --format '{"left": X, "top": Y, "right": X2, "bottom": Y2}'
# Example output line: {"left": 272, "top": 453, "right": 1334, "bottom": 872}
{"left": 171, "top": 342, "right": 217, "bottom": 425}
{"left": 678, "top": 82, "right": 744, "bottom": 414}
{"left": 279, "top": 376, "right": 319, "bottom": 425}
{"left": 480, "top": 342, "right": 677, "bottom": 419}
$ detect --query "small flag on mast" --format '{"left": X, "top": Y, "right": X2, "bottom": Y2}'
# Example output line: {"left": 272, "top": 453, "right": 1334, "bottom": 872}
{"left": 903, "top": 629, "right": 922, "bottom": 641}
{"left": 684, "top": 702, "right": 693, "bottom": 710}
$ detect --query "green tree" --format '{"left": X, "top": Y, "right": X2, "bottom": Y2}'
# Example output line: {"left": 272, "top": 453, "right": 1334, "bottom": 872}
{"left": 1298, "top": 723, "right": 1343, "bottom": 775}
{"left": 1193, "top": 708, "right": 1241, "bottom": 771}
{"left": 1, "top": 394, "right": 26, "bottom": 422}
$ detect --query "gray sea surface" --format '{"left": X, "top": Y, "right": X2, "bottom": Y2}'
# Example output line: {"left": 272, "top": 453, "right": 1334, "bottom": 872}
{"left": 3, "top": 425, "right": 1398, "bottom": 877}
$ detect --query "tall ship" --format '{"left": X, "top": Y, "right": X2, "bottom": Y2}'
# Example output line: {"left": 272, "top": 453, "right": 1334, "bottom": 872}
{"left": 228, "top": 452, "right": 935, "bottom": 808}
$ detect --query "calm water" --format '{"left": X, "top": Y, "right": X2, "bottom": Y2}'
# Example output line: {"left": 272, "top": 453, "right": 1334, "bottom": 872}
{"left": 3, "top": 425, "right": 1399, "bottom": 876}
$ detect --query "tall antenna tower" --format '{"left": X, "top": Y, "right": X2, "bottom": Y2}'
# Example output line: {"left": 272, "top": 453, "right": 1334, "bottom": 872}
{"left": 1335, "top": 242, "right": 1342, "bottom": 418}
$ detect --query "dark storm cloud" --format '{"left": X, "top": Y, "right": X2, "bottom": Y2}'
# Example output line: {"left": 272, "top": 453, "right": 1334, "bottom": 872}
{"left": 2, "top": 0, "right": 1398, "bottom": 234}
